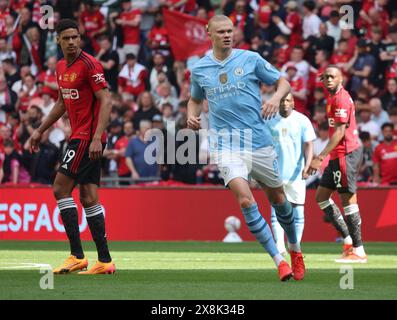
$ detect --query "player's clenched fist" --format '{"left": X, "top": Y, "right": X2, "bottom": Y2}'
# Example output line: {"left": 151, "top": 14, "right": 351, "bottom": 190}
{"left": 28, "top": 129, "right": 42, "bottom": 153}
{"left": 187, "top": 116, "right": 201, "bottom": 130}
{"left": 307, "top": 156, "right": 324, "bottom": 175}
{"left": 89, "top": 139, "right": 103, "bottom": 160}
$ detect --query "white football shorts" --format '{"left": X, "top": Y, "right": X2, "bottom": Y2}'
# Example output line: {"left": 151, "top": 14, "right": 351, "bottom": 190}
{"left": 214, "top": 146, "right": 282, "bottom": 188}
{"left": 282, "top": 179, "right": 307, "bottom": 205}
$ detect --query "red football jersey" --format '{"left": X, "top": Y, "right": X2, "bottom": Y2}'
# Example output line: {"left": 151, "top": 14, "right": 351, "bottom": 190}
{"left": 373, "top": 140, "right": 397, "bottom": 184}
{"left": 326, "top": 87, "right": 360, "bottom": 159}
{"left": 286, "top": 12, "right": 302, "bottom": 47}
{"left": 56, "top": 51, "right": 107, "bottom": 143}
{"left": 114, "top": 136, "right": 131, "bottom": 176}
{"left": 80, "top": 9, "right": 105, "bottom": 38}
{"left": 119, "top": 9, "right": 141, "bottom": 45}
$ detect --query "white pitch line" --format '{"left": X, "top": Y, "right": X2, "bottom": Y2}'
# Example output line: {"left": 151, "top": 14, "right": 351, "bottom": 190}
{"left": 0, "top": 263, "right": 51, "bottom": 269}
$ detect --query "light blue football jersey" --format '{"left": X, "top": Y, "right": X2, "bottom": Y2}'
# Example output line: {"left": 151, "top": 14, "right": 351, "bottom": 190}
{"left": 264, "top": 110, "right": 316, "bottom": 183}
{"left": 190, "top": 49, "right": 280, "bottom": 152}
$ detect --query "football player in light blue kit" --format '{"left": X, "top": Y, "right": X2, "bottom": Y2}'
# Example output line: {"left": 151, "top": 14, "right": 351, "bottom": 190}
{"left": 265, "top": 93, "right": 316, "bottom": 255}
{"left": 187, "top": 15, "right": 306, "bottom": 281}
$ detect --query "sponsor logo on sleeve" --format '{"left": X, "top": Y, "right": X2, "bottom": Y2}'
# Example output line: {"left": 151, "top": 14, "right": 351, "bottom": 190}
{"left": 92, "top": 73, "right": 105, "bottom": 84}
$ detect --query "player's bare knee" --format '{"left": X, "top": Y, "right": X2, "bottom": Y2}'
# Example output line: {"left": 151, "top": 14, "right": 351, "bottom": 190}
{"left": 341, "top": 193, "right": 357, "bottom": 207}
{"left": 267, "top": 188, "right": 285, "bottom": 204}
{"left": 79, "top": 195, "right": 97, "bottom": 208}
{"left": 239, "top": 196, "right": 255, "bottom": 209}
{"left": 53, "top": 183, "right": 70, "bottom": 200}
{"left": 315, "top": 190, "right": 328, "bottom": 204}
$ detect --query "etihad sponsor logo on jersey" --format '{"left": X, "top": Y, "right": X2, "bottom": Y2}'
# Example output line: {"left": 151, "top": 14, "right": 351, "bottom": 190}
{"left": 92, "top": 73, "right": 105, "bottom": 84}
{"left": 335, "top": 108, "right": 347, "bottom": 118}
{"left": 60, "top": 87, "right": 79, "bottom": 100}
{"left": 206, "top": 82, "right": 246, "bottom": 99}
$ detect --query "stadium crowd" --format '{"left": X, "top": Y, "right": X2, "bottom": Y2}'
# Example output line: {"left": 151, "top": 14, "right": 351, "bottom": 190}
{"left": 1, "top": 0, "right": 397, "bottom": 187}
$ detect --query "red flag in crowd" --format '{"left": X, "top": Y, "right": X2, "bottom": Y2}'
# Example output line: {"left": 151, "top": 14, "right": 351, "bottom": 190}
{"left": 163, "top": 9, "right": 211, "bottom": 61}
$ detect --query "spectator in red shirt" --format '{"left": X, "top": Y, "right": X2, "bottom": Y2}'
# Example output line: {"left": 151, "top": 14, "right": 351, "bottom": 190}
{"left": 16, "top": 73, "right": 39, "bottom": 112}
{"left": 233, "top": 27, "right": 250, "bottom": 50}
{"left": 272, "top": 34, "right": 291, "bottom": 69}
{"left": 273, "top": 1, "right": 302, "bottom": 47}
{"left": 160, "top": 0, "right": 197, "bottom": 14}
{"left": 359, "top": 0, "right": 389, "bottom": 38}
{"left": 388, "top": 107, "right": 397, "bottom": 139}
{"left": 111, "top": 0, "right": 142, "bottom": 64}
{"left": 373, "top": 122, "right": 397, "bottom": 185}
{"left": 313, "top": 49, "right": 330, "bottom": 89}
{"left": 79, "top": 0, "right": 106, "bottom": 54}
{"left": 147, "top": 12, "right": 171, "bottom": 58}
{"left": 228, "top": 0, "right": 255, "bottom": 42}
{"left": 37, "top": 56, "right": 58, "bottom": 101}
{"left": 118, "top": 53, "right": 148, "bottom": 100}
{"left": 285, "top": 64, "right": 308, "bottom": 115}
{"left": 340, "top": 28, "right": 357, "bottom": 58}
{"left": 331, "top": 39, "right": 352, "bottom": 83}
{"left": 114, "top": 120, "right": 135, "bottom": 185}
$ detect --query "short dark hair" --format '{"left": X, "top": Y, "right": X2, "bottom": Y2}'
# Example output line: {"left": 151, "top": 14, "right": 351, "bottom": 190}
{"left": 293, "top": 45, "right": 304, "bottom": 51}
{"left": 389, "top": 107, "right": 397, "bottom": 116}
{"left": 56, "top": 19, "right": 79, "bottom": 35}
{"left": 359, "top": 131, "right": 370, "bottom": 141}
{"left": 3, "top": 139, "right": 14, "bottom": 148}
{"left": 303, "top": 1, "right": 316, "bottom": 11}
{"left": 1, "top": 58, "right": 15, "bottom": 66}
{"left": 381, "top": 122, "right": 394, "bottom": 131}
{"left": 126, "top": 53, "right": 136, "bottom": 61}
{"left": 318, "top": 121, "right": 329, "bottom": 131}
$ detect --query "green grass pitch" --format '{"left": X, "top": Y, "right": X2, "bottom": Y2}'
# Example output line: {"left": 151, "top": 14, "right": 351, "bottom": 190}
{"left": 0, "top": 241, "right": 396, "bottom": 300}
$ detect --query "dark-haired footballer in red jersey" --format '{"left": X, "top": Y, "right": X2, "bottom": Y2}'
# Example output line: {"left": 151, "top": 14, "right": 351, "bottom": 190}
{"left": 308, "top": 66, "right": 367, "bottom": 263}
{"left": 29, "top": 19, "right": 115, "bottom": 275}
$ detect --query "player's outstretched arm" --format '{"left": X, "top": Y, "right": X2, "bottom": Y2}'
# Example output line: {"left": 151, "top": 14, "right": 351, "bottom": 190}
{"left": 262, "top": 77, "right": 290, "bottom": 119}
{"left": 90, "top": 88, "right": 112, "bottom": 160}
{"left": 28, "top": 94, "right": 66, "bottom": 153}
{"left": 187, "top": 97, "right": 203, "bottom": 130}
{"left": 308, "top": 123, "right": 346, "bottom": 175}
{"left": 302, "top": 140, "right": 314, "bottom": 179}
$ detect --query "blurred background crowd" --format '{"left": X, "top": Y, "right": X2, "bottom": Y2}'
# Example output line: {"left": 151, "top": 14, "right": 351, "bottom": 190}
{"left": 0, "top": 0, "right": 397, "bottom": 187}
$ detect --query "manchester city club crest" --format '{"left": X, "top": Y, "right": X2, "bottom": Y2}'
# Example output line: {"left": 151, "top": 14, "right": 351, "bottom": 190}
{"left": 219, "top": 73, "right": 228, "bottom": 84}
{"left": 234, "top": 67, "right": 244, "bottom": 76}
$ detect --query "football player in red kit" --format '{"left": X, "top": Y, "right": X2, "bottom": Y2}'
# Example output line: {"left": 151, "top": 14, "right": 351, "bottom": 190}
{"left": 29, "top": 19, "right": 115, "bottom": 274}
{"left": 308, "top": 66, "right": 367, "bottom": 263}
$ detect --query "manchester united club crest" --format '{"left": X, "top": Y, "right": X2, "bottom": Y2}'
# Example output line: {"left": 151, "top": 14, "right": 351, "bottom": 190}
{"left": 70, "top": 72, "right": 78, "bottom": 82}
{"left": 219, "top": 73, "right": 228, "bottom": 84}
